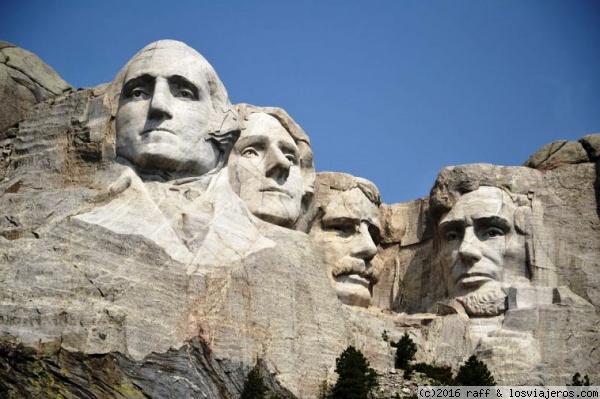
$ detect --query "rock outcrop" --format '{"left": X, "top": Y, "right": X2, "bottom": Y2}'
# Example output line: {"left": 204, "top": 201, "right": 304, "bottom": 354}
{"left": 0, "top": 41, "right": 72, "bottom": 134}
{"left": 1, "top": 41, "right": 599, "bottom": 398}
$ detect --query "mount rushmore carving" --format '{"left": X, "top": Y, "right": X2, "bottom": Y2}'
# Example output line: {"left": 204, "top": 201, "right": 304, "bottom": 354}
{"left": 1, "top": 40, "right": 599, "bottom": 398}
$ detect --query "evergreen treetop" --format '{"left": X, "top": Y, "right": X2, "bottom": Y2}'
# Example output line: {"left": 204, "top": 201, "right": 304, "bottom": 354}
{"left": 331, "top": 346, "right": 378, "bottom": 399}
{"left": 454, "top": 355, "right": 496, "bottom": 386}
{"left": 241, "top": 364, "right": 268, "bottom": 399}
{"left": 391, "top": 332, "right": 417, "bottom": 370}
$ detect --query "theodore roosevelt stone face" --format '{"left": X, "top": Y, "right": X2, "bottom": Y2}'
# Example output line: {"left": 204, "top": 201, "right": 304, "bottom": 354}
{"left": 115, "top": 42, "right": 220, "bottom": 176}
{"left": 309, "top": 176, "right": 381, "bottom": 308}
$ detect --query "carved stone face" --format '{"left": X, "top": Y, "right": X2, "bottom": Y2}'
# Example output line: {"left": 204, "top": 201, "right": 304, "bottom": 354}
{"left": 309, "top": 187, "right": 380, "bottom": 307}
{"left": 438, "top": 186, "right": 528, "bottom": 299}
{"left": 229, "top": 113, "right": 304, "bottom": 228}
{"left": 116, "top": 44, "right": 218, "bottom": 175}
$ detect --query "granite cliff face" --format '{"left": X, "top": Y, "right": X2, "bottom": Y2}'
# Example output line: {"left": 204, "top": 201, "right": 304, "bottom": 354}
{"left": 1, "top": 41, "right": 598, "bottom": 398}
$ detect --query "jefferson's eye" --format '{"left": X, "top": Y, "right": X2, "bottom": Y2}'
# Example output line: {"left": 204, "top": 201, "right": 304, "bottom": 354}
{"left": 285, "top": 154, "right": 298, "bottom": 164}
{"left": 241, "top": 147, "right": 259, "bottom": 157}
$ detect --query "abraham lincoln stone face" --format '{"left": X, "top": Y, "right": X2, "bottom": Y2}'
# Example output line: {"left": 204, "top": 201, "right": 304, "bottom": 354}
{"left": 437, "top": 186, "right": 528, "bottom": 316}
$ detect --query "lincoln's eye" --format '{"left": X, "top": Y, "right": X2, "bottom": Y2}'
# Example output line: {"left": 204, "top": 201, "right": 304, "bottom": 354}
{"left": 132, "top": 89, "right": 143, "bottom": 97}
{"left": 445, "top": 231, "right": 460, "bottom": 241}
{"left": 483, "top": 227, "right": 505, "bottom": 239}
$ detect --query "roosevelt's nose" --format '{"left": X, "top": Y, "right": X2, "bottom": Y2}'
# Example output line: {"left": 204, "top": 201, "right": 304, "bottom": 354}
{"left": 350, "top": 223, "right": 377, "bottom": 260}
{"left": 458, "top": 227, "right": 483, "bottom": 266}
{"left": 265, "top": 147, "right": 292, "bottom": 181}
{"left": 148, "top": 79, "right": 173, "bottom": 120}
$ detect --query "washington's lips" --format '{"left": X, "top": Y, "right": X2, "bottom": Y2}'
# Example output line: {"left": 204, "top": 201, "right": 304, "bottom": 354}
{"left": 141, "top": 127, "right": 175, "bottom": 135}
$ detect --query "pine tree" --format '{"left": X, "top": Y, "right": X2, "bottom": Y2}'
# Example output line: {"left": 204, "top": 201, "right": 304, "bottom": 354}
{"left": 241, "top": 364, "right": 268, "bottom": 399}
{"left": 568, "top": 373, "right": 591, "bottom": 387}
{"left": 317, "top": 379, "right": 331, "bottom": 399}
{"left": 454, "top": 355, "right": 496, "bottom": 386}
{"left": 390, "top": 332, "right": 417, "bottom": 370}
{"left": 331, "top": 346, "right": 378, "bottom": 399}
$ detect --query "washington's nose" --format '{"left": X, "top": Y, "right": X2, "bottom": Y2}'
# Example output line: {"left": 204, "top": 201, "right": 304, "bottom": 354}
{"left": 148, "top": 79, "right": 173, "bottom": 120}
{"left": 350, "top": 223, "right": 377, "bottom": 260}
{"left": 458, "top": 227, "right": 482, "bottom": 266}
{"left": 265, "top": 147, "right": 292, "bottom": 181}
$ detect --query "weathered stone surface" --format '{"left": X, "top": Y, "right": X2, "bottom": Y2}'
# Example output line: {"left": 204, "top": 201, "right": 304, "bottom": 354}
{"left": 369, "top": 159, "right": 599, "bottom": 385}
{"left": 1, "top": 40, "right": 599, "bottom": 397}
{"left": 0, "top": 41, "right": 72, "bottom": 133}
{"left": 229, "top": 104, "right": 315, "bottom": 230}
{"left": 0, "top": 41, "right": 350, "bottom": 398}
{"left": 524, "top": 140, "right": 589, "bottom": 169}
{"left": 380, "top": 198, "right": 429, "bottom": 246}
{"left": 579, "top": 133, "right": 600, "bottom": 161}
{"left": 305, "top": 172, "right": 382, "bottom": 308}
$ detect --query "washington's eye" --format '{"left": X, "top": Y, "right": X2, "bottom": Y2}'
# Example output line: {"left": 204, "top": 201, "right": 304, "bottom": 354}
{"left": 177, "top": 88, "right": 195, "bottom": 99}
{"left": 130, "top": 88, "right": 148, "bottom": 98}
{"left": 241, "top": 147, "right": 259, "bottom": 157}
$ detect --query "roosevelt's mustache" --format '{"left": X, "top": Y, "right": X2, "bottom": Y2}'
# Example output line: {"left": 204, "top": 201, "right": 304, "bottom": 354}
{"left": 331, "top": 256, "right": 381, "bottom": 283}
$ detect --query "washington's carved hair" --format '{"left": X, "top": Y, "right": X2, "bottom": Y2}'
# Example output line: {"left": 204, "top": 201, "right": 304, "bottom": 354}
{"left": 106, "top": 40, "right": 240, "bottom": 167}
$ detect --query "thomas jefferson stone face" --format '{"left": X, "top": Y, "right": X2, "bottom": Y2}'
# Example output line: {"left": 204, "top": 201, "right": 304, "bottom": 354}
{"left": 309, "top": 187, "right": 380, "bottom": 307}
{"left": 116, "top": 44, "right": 218, "bottom": 175}
{"left": 229, "top": 113, "right": 304, "bottom": 228}
{"left": 438, "top": 186, "right": 528, "bottom": 302}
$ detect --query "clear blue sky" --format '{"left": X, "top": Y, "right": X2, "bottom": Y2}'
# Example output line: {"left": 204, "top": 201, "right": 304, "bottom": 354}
{"left": 3, "top": 1, "right": 600, "bottom": 204}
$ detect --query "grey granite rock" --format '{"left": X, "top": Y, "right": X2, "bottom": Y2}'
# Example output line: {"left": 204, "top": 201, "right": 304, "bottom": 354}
{"left": 524, "top": 140, "right": 589, "bottom": 169}
{"left": 1, "top": 41, "right": 599, "bottom": 397}
{"left": 0, "top": 41, "right": 72, "bottom": 134}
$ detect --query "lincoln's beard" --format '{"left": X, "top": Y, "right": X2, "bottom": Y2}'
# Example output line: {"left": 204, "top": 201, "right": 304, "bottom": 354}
{"left": 456, "top": 287, "right": 507, "bottom": 317}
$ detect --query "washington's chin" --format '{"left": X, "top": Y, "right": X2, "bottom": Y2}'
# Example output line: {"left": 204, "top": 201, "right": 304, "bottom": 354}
{"left": 332, "top": 274, "right": 371, "bottom": 308}
{"left": 119, "top": 144, "right": 216, "bottom": 175}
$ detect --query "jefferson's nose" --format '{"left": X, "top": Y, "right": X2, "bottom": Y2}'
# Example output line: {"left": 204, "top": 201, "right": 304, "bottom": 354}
{"left": 458, "top": 227, "right": 482, "bottom": 266}
{"left": 265, "top": 147, "right": 292, "bottom": 181}
{"left": 350, "top": 223, "right": 377, "bottom": 261}
{"left": 148, "top": 79, "right": 173, "bottom": 120}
